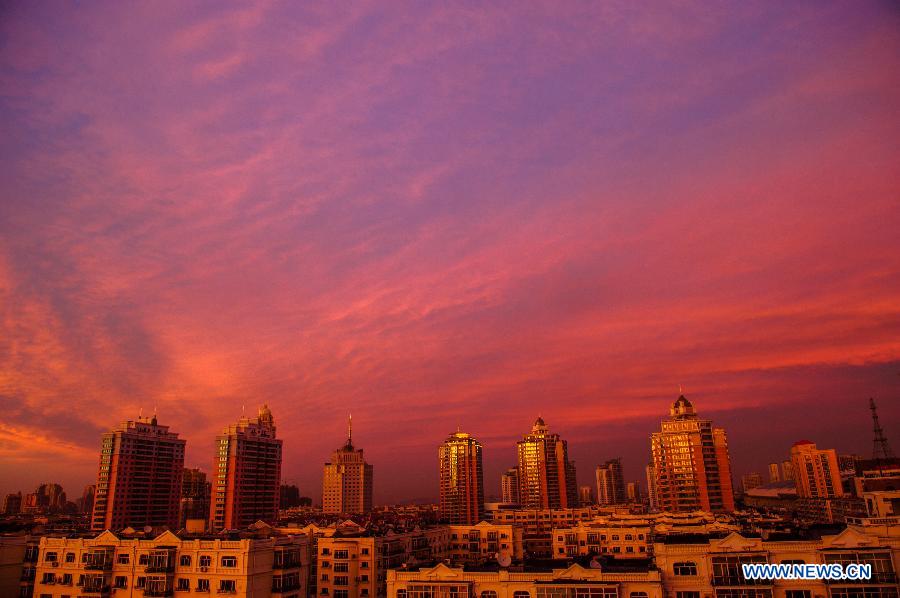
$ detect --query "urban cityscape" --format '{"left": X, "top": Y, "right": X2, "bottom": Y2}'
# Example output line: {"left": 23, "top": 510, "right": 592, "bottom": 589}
{"left": 2, "top": 2, "right": 900, "bottom": 598}
{"left": 1, "top": 394, "right": 898, "bottom": 598}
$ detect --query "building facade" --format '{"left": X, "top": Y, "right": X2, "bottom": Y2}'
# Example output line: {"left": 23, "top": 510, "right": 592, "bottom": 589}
{"left": 502, "top": 469, "right": 520, "bottom": 505}
{"left": 448, "top": 522, "right": 525, "bottom": 564}
{"left": 322, "top": 417, "right": 374, "bottom": 515}
{"left": 32, "top": 529, "right": 310, "bottom": 598}
{"left": 650, "top": 395, "right": 735, "bottom": 513}
{"left": 91, "top": 416, "right": 186, "bottom": 531}
{"left": 210, "top": 405, "right": 283, "bottom": 531}
{"left": 790, "top": 440, "right": 844, "bottom": 499}
{"left": 516, "top": 418, "right": 578, "bottom": 510}
{"left": 439, "top": 431, "right": 485, "bottom": 525}
{"left": 180, "top": 468, "right": 211, "bottom": 528}
{"left": 596, "top": 459, "right": 626, "bottom": 505}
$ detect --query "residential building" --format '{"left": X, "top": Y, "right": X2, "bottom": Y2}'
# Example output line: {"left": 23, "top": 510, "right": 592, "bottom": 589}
{"left": 210, "top": 405, "right": 283, "bottom": 531}
{"left": 3, "top": 493, "right": 22, "bottom": 515}
{"left": 92, "top": 415, "right": 186, "bottom": 531}
{"left": 626, "top": 482, "right": 642, "bottom": 503}
{"left": 781, "top": 460, "right": 795, "bottom": 481}
{"left": 439, "top": 430, "right": 485, "bottom": 525}
{"left": 596, "top": 458, "right": 626, "bottom": 505}
{"left": 741, "top": 472, "right": 763, "bottom": 493}
{"left": 447, "top": 522, "right": 524, "bottom": 564}
{"left": 501, "top": 468, "right": 519, "bottom": 504}
{"left": 646, "top": 464, "right": 658, "bottom": 510}
{"left": 486, "top": 505, "right": 606, "bottom": 557}
{"left": 516, "top": 417, "right": 578, "bottom": 509}
{"left": 790, "top": 440, "right": 844, "bottom": 499}
{"left": 650, "top": 395, "right": 735, "bottom": 513}
{"left": 579, "top": 486, "right": 594, "bottom": 506}
{"left": 180, "top": 468, "right": 211, "bottom": 528}
{"left": 768, "top": 462, "right": 781, "bottom": 483}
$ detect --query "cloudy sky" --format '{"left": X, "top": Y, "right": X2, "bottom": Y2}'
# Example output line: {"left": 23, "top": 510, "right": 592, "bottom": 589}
{"left": 1, "top": 1, "right": 898, "bottom": 503}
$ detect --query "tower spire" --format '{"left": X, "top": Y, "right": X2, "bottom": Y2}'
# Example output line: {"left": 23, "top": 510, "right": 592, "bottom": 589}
{"left": 870, "top": 397, "right": 894, "bottom": 460}
{"left": 347, "top": 413, "right": 353, "bottom": 448}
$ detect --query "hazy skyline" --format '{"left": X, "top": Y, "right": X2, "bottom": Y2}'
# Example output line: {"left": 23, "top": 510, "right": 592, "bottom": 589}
{"left": 1, "top": 2, "right": 899, "bottom": 503}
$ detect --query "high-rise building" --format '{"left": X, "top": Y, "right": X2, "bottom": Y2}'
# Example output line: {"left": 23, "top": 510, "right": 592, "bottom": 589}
{"left": 501, "top": 468, "right": 519, "bottom": 504}
{"left": 790, "top": 440, "right": 844, "bottom": 499}
{"left": 646, "top": 464, "right": 658, "bottom": 510}
{"left": 516, "top": 417, "right": 578, "bottom": 508}
{"left": 768, "top": 462, "right": 781, "bottom": 483}
{"left": 79, "top": 485, "right": 95, "bottom": 515}
{"left": 626, "top": 481, "right": 642, "bottom": 503}
{"left": 650, "top": 395, "right": 735, "bottom": 512}
{"left": 741, "top": 472, "right": 763, "bottom": 493}
{"left": 179, "top": 468, "right": 210, "bottom": 527}
{"left": 579, "top": 485, "right": 594, "bottom": 505}
{"left": 782, "top": 460, "right": 795, "bottom": 481}
{"left": 438, "top": 430, "right": 485, "bottom": 524}
{"left": 323, "top": 415, "right": 373, "bottom": 514}
{"left": 280, "top": 484, "right": 302, "bottom": 509}
{"left": 595, "top": 458, "right": 626, "bottom": 505}
{"left": 2, "top": 492, "right": 21, "bottom": 515}
{"left": 92, "top": 416, "right": 186, "bottom": 531}
{"left": 210, "top": 405, "right": 282, "bottom": 531}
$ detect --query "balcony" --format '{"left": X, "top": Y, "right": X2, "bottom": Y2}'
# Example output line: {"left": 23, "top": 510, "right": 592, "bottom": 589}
{"left": 825, "top": 572, "right": 898, "bottom": 585}
{"left": 273, "top": 582, "right": 302, "bottom": 593}
{"left": 711, "top": 576, "right": 772, "bottom": 587}
{"left": 85, "top": 561, "right": 113, "bottom": 571}
{"left": 145, "top": 563, "right": 176, "bottom": 573}
{"left": 145, "top": 589, "right": 175, "bottom": 597}
{"left": 80, "top": 586, "right": 111, "bottom": 596}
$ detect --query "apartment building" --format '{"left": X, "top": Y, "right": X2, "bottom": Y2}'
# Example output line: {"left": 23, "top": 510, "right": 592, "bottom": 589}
{"left": 486, "top": 506, "right": 607, "bottom": 557}
{"left": 448, "top": 523, "right": 524, "bottom": 564}
{"left": 32, "top": 529, "right": 309, "bottom": 598}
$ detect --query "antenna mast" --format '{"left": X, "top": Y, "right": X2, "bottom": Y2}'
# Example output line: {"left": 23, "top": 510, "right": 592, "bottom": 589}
{"left": 870, "top": 397, "right": 894, "bottom": 460}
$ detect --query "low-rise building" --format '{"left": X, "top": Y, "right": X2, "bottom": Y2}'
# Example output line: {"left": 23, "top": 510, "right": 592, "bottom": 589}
{"left": 448, "top": 523, "right": 524, "bottom": 564}
{"left": 32, "top": 529, "right": 310, "bottom": 598}
{"left": 1, "top": 534, "right": 38, "bottom": 598}
{"left": 486, "top": 506, "right": 608, "bottom": 557}
{"left": 388, "top": 560, "right": 663, "bottom": 598}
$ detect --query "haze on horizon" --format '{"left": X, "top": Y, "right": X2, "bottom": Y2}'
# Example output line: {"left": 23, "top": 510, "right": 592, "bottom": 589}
{"left": 1, "top": 1, "right": 899, "bottom": 504}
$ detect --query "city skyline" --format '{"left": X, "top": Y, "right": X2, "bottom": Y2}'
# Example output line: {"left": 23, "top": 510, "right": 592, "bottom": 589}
{"left": 2, "top": 2, "right": 900, "bottom": 504}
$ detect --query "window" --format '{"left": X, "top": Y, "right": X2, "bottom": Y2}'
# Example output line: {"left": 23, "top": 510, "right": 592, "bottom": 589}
{"left": 535, "top": 589, "right": 617, "bottom": 598}
{"left": 219, "top": 579, "right": 237, "bottom": 593}
{"left": 199, "top": 555, "right": 211, "bottom": 568}
{"left": 136, "top": 577, "right": 146, "bottom": 589}
{"left": 65, "top": 552, "right": 75, "bottom": 563}
{"left": 514, "top": 592, "right": 531, "bottom": 598}
{"left": 361, "top": 548, "right": 369, "bottom": 555}
{"left": 631, "top": 593, "right": 649, "bottom": 598}
{"left": 335, "top": 591, "right": 349, "bottom": 598}
{"left": 335, "top": 576, "right": 349, "bottom": 587}
{"left": 483, "top": 592, "right": 499, "bottom": 598}
{"left": 676, "top": 593, "right": 700, "bottom": 598}
{"left": 398, "top": 591, "right": 407, "bottom": 598}
{"left": 139, "top": 554, "right": 149, "bottom": 565}
{"left": 334, "top": 550, "right": 349, "bottom": 559}
{"left": 714, "top": 591, "right": 773, "bottom": 598}
{"left": 62, "top": 574, "right": 72, "bottom": 585}
{"left": 321, "top": 574, "right": 330, "bottom": 581}
{"left": 361, "top": 575, "right": 369, "bottom": 582}
{"left": 221, "top": 555, "right": 237, "bottom": 567}
{"left": 334, "top": 562, "right": 349, "bottom": 572}
{"left": 781, "top": 560, "right": 805, "bottom": 565}
{"left": 829, "top": 589, "right": 898, "bottom": 598}
{"left": 407, "top": 584, "right": 471, "bottom": 598}
{"left": 197, "top": 579, "right": 210, "bottom": 592}
{"left": 44, "top": 552, "right": 57, "bottom": 562}
{"left": 114, "top": 577, "right": 127, "bottom": 589}
{"left": 41, "top": 573, "right": 55, "bottom": 583}
{"left": 361, "top": 561, "right": 370, "bottom": 569}
{"left": 177, "top": 578, "right": 190, "bottom": 591}
{"left": 674, "top": 561, "right": 698, "bottom": 576}
{"left": 180, "top": 555, "right": 191, "bottom": 567}
{"left": 117, "top": 553, "right": 129, "bottom": 564}
{"left": 785, "top": 592, "right": 811, "bottom": 598}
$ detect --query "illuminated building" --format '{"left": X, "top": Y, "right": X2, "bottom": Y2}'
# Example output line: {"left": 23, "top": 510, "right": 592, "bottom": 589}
{"left": 323, "top": 415, "right": 374, "bottom": 514}
{"left": 91, "top": 416, "right": 185, "bottom": 531}
{"left": 781, "top": 459, "right": 795, "bottom": 481}
{"left": 595, "top": 458, "right": 626, "bottom": 505}
{"left": 579, "top": 485, "right": 594, "bottom": 506}
{"left": 741, "top": 472, "right": 763, "bottom": 493}
{"left": 516, "top": 417, "right": 578, "bottom": 509}
{"left": 790, "top": 440, "right": 844, "bottom": 499}
{"left": 501, "top": 468, "right": 519, "bottom": 504}
{"left": 649, "top": 395, "right": 735, "bottom": 513}
{"left": 646, "top": 464, "right": 658, "bottom": 510}
{"left": 768, "top": 462, "right": 781, "bottom": 483}
{"left": 438, "top": 430, "right": 485, "bottom": 524}
{"left": 626, "top": 482, "right": 641, "bottom": 503}
{"left": 32, "top": 530, "right": 310, "bottom": 598}
{"left": 210, "top": 405, "right": 283, "bottom": 531}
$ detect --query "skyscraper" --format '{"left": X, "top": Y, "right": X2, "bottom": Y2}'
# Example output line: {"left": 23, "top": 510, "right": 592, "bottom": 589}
{"left": 782, "top": 460, "right": 795, "bottom": 481}
{"left": 742, "top": 472, "right": 763, "bottom": 493}
{"left": 92, "top": 416, "right": 186, "bottom": 531}
{"left": 501, "top": 468, "right": 520, "bottom": 504}
{"left": 768, "top": 462, "right": 781, "bottom": 483}
{"left": 790, "top": 440, "right": 844, "bottom": 499}
{"left": 626, "top": 481, "right": 642, "bottom": 503}
{"left": 579, "top": 485, "right": 594, "bottom": 505}
{"left": 646, "top": 463, "right": 658, "bottom": 510}
{"left": 209, "top": 405, "right": 282, "bottom": 531}
{"left": 80, "top": 485, "right": 95, "bottom": 515}
{"left": 438, "top": 429, "right": 485, "bottom": 524}
{"left": 595, "top": 458, "right": 626, "bottom": 505}
{"left": 322, "top": 415, "right": 373, "bottom": 514}
{"left": 516, "top": 417, "right": 578, "bottom": 509}
{"left": 650, "top": 395, "right": 735, "bottom": 513}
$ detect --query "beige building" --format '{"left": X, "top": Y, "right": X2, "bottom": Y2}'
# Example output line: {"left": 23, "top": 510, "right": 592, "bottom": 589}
{"left": 486, "top": 506, "right": 607, "bottom": 557}
{"left": 448, "top": 523, "right": 525, "bottom": 564}
{"left": 517, "top": 418, "right": 578, "bottom": 510}
{"left": 32, "top": 529, "right": 310, "bottom": 598}
{"left": 388, "top": 561, "right": 663, "bottom": 598}
{"left": 790, "top": 440, "right": 844, "bottom": 500}
{"left": 323, "top": 417, "right": 374, "bottom": 515}
{"left": 654, "top": 526, "right": 900, "bottom": 598}
{"left": 501, "top": 469, "right": 520, "bottom": 505}
{"left": 316, "top": 525, "right": 450, "bottom": 598}
{"left": 439, "top": 431, "right": 485, "bottom": 525}
{"left": 1, "top": 534, "right": 38, "bottom": 598}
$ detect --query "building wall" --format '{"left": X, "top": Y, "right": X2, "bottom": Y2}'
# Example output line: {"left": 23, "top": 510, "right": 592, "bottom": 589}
{"left": 448, "top": 523, "right": 524, "bottom": 563}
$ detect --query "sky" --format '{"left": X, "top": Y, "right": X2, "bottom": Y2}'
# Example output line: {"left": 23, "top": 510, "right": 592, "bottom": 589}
{"left": 1, "top": 1, "right": 899, "bottom": 505}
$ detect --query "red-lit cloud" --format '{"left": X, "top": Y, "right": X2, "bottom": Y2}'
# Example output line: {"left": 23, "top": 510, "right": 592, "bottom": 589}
{"left": 1, "top": 2, "right": 898, "bottom": 503}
